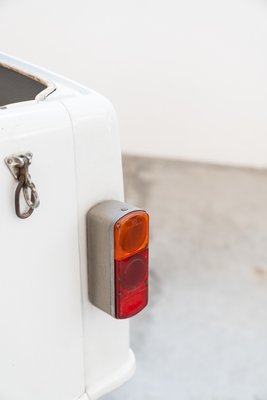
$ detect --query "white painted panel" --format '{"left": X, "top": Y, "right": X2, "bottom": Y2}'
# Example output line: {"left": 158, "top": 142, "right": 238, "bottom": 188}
{"left": 0, "top": 101, "right": 84, "bottom": 400}
{"left": 0, "top": 0, "right": 267, "bottom": 166}
{"left": 61, "top": 92, "right": 135, "bottom": 399}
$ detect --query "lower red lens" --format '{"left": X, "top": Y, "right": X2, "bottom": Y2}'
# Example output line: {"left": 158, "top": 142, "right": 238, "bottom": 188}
{"left": 117, "top": 290, "right": 148, "bottom": 319}
{"left": 115, "top": 248, "right": 148, "bottom": 319}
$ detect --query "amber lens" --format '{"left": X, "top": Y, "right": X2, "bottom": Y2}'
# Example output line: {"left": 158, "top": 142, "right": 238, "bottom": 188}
{"left": 114, "top": 211, "right": 149, "bottom": 260}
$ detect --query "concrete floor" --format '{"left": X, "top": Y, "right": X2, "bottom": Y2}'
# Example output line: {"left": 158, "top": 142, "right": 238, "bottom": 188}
{"left": 103, "top": 156, "right": 267, "bottom": 400}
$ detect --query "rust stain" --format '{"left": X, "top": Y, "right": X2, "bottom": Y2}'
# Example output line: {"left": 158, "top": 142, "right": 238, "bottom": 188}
{"left": 0, "top": 61, "right": 48, "bottom": 86}
{"left": 254, "top": 266, "right": 266, "bottom": 277}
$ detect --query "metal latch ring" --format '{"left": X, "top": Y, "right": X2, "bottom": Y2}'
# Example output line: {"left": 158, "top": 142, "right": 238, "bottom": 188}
{"left": 5, "top": 152, "right": 40, "bottom": 219}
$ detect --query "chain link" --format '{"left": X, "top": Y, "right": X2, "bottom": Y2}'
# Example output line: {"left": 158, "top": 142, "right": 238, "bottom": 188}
{"left": 23, "top": 173, "right": 40, "bottom": 210}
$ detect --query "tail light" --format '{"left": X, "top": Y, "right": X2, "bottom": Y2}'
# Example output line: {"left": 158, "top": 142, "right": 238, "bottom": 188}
{"left": 87, "top": 200, "right": 149, "bottom": 319}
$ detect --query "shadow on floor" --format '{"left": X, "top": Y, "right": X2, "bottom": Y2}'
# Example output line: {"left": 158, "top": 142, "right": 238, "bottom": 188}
{"left": 103, "top": 155, "right": 267, "bottom": 400}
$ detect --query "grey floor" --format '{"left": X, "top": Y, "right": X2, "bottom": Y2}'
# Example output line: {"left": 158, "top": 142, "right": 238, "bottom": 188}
{"left": 103, "top": 156, "right": 267, "bottom": 400}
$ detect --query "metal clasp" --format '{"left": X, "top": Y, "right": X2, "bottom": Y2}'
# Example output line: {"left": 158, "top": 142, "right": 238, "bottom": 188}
{"left": 5, "top": 152, "right": 40, "bottom": 219}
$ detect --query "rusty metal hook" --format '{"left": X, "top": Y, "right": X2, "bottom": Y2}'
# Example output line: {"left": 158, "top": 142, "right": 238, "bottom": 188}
{"left": 5, "top": 153, "right": 40, "bottom": 219}
{"left": 15, "top": 174, "right": 34, "bottom": 219}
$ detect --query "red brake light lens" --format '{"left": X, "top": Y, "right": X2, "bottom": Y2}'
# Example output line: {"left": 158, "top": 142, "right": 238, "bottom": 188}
{"left": 114, "top": 210, "right": 149, "bottom": 319}
{"left": 115, "top": 248, "right": 148, "bottom": 319}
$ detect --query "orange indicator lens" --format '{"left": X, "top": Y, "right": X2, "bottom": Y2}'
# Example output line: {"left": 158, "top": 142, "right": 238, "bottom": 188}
{"left": 114, "top": 211, "right": 149, "bottom": 260}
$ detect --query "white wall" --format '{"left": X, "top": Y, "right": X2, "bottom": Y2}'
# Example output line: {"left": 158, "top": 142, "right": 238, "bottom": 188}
{"left": 1, "top": 0, "right": 267, "bottom": 167}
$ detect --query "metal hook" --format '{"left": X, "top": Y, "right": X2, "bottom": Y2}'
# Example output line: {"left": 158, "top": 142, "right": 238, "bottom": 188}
{"left": 15, "top": 174, "right": 34, "bottom": 219}
{"left": 5, "top": 153, "right": 40, "bottom": 219}
{"left": 23, "top": 184, "right": 40, "bottom": 210}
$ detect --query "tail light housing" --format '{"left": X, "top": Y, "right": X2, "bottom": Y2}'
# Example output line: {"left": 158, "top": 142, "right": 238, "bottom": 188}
{"left": 87, "top": 200, "right": 149, "bottom": 319}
